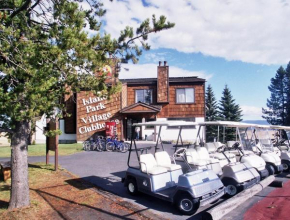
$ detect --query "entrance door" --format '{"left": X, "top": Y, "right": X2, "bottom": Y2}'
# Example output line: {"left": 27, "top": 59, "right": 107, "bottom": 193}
{"left": 126, "top": 118, "right": 142, "bottom": 140}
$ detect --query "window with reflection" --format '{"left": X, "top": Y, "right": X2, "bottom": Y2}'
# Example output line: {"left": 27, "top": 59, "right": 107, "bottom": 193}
{"left": 135, "top": 89, "right": 152, "bottom": 104}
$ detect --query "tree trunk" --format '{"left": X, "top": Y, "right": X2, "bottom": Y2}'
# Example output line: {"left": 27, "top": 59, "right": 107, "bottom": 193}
{"left": 8, "top": 120, "right": 30, "bottom": 210}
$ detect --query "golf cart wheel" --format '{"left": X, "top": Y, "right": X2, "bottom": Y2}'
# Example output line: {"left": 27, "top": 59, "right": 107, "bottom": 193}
{"left": 225, "top": 184, "right": 238, "bottom": 197}
{"left": 127, "top": 179, "right": 138, "bottom": 195}
{"left": 266, "top": 164, "right": 275, "bottom": 175}
{"left": 175, "top": 194, "right": 199, "bottom": 215}
{"left": 282, "top": 161, "right": 290, "bottom": 172}
{"left": 222, "top": 178, "right": 240, "bottom": 197}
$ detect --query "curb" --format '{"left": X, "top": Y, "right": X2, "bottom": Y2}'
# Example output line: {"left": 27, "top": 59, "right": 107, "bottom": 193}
{"left": 205, "top": 175, "right": 275, "bottom": 220}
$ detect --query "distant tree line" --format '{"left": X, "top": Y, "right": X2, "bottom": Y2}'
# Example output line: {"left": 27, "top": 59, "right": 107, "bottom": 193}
{"left": 262, "top": 62, "right": 290, "bottom": 126}
{"left": 205, "top": 84, "right": 243, "bottom": 142}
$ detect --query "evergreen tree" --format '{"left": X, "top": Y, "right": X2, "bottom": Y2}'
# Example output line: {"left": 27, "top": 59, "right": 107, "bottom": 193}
{"left": 262, "top": 66, "right": 288, "bottom": 125}
{"left": 218, "top": 85, "right": 243, "bottom": 141}
{"left": 205, "top": 84, "right": 219, "bottom": 142}
{"left": 284, "top": 62, "right": 290, "bottom": 125}
{"left": 0, "top": 0, "right": 174, "bottom": 209}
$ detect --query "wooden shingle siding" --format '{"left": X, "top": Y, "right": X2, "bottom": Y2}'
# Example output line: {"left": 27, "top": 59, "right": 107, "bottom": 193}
{"left": 157, "top": 66, "right": 169, "bottom": 103}
{"left": 158, "top": 84, "right": 205, "bottom": 118}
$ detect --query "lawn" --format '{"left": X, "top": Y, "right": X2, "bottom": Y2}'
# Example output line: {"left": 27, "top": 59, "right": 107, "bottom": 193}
{"left": 0, "top": 143, "right": 83, "bottom": 158}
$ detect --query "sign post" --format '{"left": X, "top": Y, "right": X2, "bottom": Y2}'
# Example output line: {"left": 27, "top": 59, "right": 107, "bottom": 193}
{"left": 46, "top": 118, "right": 59, "bottom": 171}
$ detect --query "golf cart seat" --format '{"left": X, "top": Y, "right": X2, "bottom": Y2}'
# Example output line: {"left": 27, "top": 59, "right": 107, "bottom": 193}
{"left": 204, "top": 142, "right": 235, "bottom": 160}
{"left": 204, "top": 143, "right": 236, "bottom": 168}
{"left": 196, "top": 147, "right": 220, "bottom": 163}
{"left": 140, "top": 154, "right": 168, "bottom": 175}
{"left": 185, "top": 148, "right": 208, "bottom": 166}
{"left": 155, "top": 151, "right": 182, "bottom": 171}
{"left": 213, "top": 142, "right": 236, "bottom": 160}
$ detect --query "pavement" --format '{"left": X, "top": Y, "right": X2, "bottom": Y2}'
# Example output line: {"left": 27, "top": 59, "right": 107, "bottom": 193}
{"left": 1, "top": 141, "right": 290, "bottom": 220}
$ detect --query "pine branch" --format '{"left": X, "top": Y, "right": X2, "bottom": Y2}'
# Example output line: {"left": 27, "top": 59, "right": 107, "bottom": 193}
{"left": 0, "top": 127, "right": 13, "bottom": 133}
{"left": 9, "top": 0, "right": 32, "bottom": 19}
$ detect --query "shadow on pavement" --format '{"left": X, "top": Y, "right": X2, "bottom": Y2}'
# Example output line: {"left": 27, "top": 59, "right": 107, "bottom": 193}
{"left": 65, "top": 174, "right": 219, "bottom": 220}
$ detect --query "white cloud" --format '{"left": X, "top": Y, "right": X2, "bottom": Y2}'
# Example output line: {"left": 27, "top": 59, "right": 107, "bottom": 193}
{"left": 119, "top": 63, "right": 211, "bottom": 80}
{"left": 103, "top": 0, "right": 290, "bottom": 65}
{"left": 241, "top": 105, "right": 263, "bottom": 120}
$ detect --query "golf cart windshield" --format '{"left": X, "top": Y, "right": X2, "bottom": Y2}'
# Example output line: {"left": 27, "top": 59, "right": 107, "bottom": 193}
{"left": 254, "top": 127, "right": 275, "bottom": 152}
{"left": 198, "top": 121, "right": 255, "bottom": 151}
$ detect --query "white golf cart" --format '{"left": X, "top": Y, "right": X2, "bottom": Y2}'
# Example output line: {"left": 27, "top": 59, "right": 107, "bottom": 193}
{"left": 269, "top": 125, "right": 290, "bottom": 172}
{"left": 242, "top": 124, "right": 283, "bottom": 175}
{"left": 198, "top": 121, "right": 269, "bottom": 180}
{"left": 174, "top": 121, "right": 260, "bottom": 197}
{"left": 122, "top": 121, "right": 225, "bottom": 215}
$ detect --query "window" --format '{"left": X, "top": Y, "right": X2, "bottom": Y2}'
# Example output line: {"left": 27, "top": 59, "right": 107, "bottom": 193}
{"left": 135, "top": 89, "right": 152, "bottom": 104}
{"left": 167, "top": 118, "right": 196, "bottom": 129}
{"left": 176, "top": 88, "right": 194, "bottom": 103}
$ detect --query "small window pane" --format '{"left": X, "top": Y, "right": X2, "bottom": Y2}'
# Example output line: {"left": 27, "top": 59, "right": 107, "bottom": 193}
{"left": 176, "top": 89, "right": 185, "bottom": 103}
{"left": 136, "top": 90, "right": 144, "bottom": 102}
{"left": 185, "top": 88, "right": 194, "bottom": 102}
{"left": 144, "top": 90, "right": 152, "bottom": 103}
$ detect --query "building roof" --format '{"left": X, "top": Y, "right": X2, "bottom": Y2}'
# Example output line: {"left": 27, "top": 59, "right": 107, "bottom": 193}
{"left": 120, "top": 76, "right": 205, "bottom": 85}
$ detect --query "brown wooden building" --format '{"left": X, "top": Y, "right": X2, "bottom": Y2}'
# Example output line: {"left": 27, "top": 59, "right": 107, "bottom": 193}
{"left": 60, "top": 61, "right": 206, "bottom": 143}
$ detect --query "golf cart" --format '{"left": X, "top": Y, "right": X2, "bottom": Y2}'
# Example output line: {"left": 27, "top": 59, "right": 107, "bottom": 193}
{"left": 198, "top": 121, "right": 269, "bottom": 180}
{"left": 122, "top": 121, "right": 225, "bottom": 215}
{"left": 242, "top": 124, "right": 283, "bottom": 175}
{"left": 175, "top": 121, "right": 260, "bottom": 197}
{"left": 269, "top": 125, "right": 290, "bottom": 172}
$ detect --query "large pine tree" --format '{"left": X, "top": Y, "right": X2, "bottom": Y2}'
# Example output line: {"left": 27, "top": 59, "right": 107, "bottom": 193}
{"left": 205, "top": 84, "right": 219, "bottom": 142}
{"left": 0, "top": 0, "right": 174, "bottom": 209}
{"left": 218, "top": 85, "right": 243, "bottom": 141}
{"left": 262, "top": 66, "right": 288, "bottom": 125}
{"left": 284, "top": 62, "right": 290, "bottom": 125}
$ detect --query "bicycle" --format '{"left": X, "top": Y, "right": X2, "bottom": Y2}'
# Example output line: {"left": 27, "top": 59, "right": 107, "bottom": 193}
{"left": 83, "top": 136, "right": 106, "bottom": 151}
{"left": 93, "top": 136, "right": 106, "bottom": 151}
{"left": 83, "top": 141, "right": 91, "bottom": 151}
{"left": 106, "top": 137, "right": 129, "bottom": 153}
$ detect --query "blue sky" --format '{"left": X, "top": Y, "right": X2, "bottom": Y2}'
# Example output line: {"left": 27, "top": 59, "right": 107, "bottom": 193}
{"left": 87, "top": 0, "right": 290, "bottom": 120}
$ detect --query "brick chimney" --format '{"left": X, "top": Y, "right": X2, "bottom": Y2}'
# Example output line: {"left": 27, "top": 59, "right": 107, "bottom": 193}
{"left": 157, "top": 61, "right": 169, "bottom": 103}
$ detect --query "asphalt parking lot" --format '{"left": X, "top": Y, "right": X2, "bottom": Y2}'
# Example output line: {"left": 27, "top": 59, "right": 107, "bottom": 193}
{"left": 1, "top": 142, "right": 289, "bottom": 220}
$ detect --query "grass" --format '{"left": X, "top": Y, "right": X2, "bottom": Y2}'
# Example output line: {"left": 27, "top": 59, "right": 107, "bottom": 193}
{"left": 0, "top": 143, "right": 83, "bottom": 158}
{"left": 0, "top": 163, "right": 64, "bottom": 217}
{"left": 0, "top": 163, "right": 148, "bottom": 220}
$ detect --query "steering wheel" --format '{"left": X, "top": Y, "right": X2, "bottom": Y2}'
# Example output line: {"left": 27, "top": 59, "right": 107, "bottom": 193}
{"left": 232, "top": 142, "right": 241, "bottom": 150}
{"left": 173, "top": 148, "right": 186, "bottom": 158}
{"left": 216, "top": 145, "right": 225, "bottom": 153}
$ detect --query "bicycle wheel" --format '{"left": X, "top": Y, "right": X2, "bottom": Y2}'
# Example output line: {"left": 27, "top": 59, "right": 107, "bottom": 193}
{"left": 83, "top": 141, "right": 90, "bottom": 151}
{"left": 106, "top": 142, "right": 115, "bottom": 152}
{"left": 96, "top": 141, "right": 103, "bottom": 151}
{"left": 100, "top": 139, "right": 106, "bottom": 151}
{"left": 119, "top": 142, "right": 129, "bottom": 153}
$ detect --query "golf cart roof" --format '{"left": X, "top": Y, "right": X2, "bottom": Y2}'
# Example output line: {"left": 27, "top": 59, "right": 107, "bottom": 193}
{"left": 251, "top": 124, "right": 271, "bottom": 129}
{"left": 197, "top": 121, "right": 256, "bottom": 128}
{"left": 269, "top": 125, "right": 290, "bottom": 131}
{"left": 133, "top": 120, "right": 198, "bottom": 127}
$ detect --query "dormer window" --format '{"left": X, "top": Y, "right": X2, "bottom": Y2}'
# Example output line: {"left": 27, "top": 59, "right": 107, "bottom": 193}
{"left": 176, "top": 88, "right": 194, "bottom": 103}
{"left": 135, "top": 89, "right": 152, "bottom": 104}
